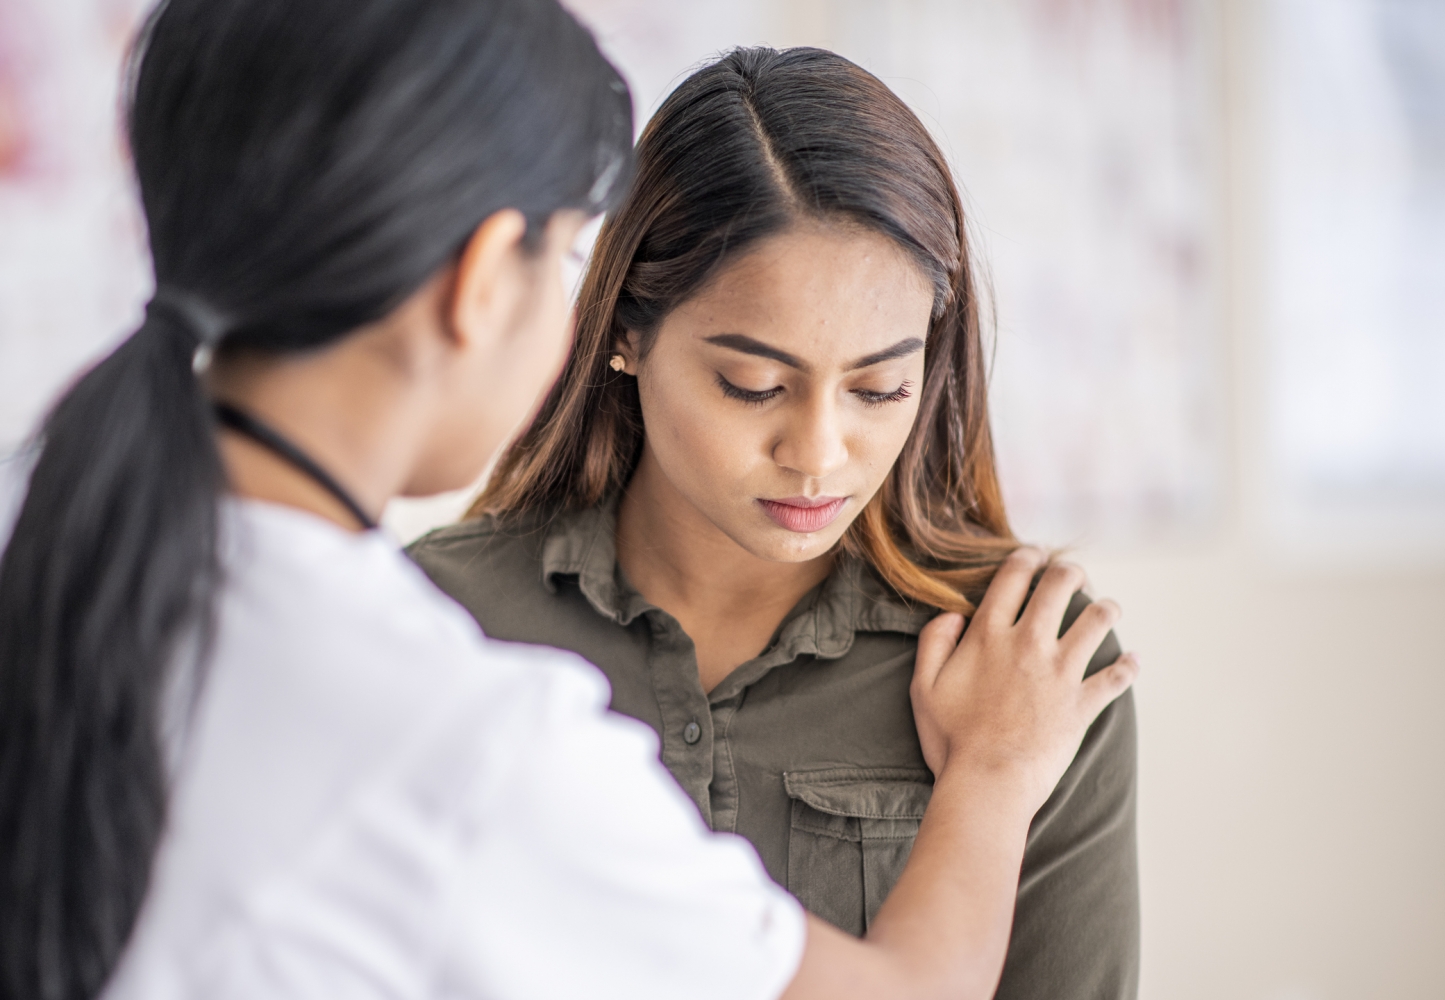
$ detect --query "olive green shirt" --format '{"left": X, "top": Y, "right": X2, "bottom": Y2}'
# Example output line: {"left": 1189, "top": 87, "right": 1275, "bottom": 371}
{"left": 408, "top": 501, "right": 1138, "bottom": 1000}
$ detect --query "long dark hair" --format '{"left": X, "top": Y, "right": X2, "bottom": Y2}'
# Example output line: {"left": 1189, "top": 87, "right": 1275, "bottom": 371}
{"left": 477, "top": 46, "right": 1015, "bottom": 613}
{"left": 0, "top": 2, "right": 631, "bottom": 997}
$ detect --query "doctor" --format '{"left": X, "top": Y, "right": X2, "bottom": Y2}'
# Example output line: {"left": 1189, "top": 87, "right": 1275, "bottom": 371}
{"left": 0, "top": 1, "right": 1137, "bottom": 998}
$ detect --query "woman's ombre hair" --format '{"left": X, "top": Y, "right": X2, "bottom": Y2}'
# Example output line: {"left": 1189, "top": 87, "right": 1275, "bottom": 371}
{"left": 474, "top": 46, "right": 1017, "bottom": 614}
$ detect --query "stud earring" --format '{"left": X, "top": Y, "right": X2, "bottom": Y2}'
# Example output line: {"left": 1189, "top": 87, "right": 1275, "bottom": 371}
{"left": 609, "top": 354, "right": 626, "bottom": 372}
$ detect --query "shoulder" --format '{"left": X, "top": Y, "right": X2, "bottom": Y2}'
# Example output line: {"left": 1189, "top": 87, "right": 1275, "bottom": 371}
{"left": 214, "top": 502, "right": 612, "bottom": 753}
{"left": 406, "top": 512, "right": 552, "bottom": 624}
{"left": 220, "top": 505, "right": 618, "bottom": 768}
{"left": 123, "top": 630, "right": 720, "bottom": 999}
{"left": 1058, "top": 588, "right": 1121, "bottom": 679}
{"left": 407, "top": 510, "right": 548, "bottom": 575}
{"left": 206, "top": 513, "right": 628, "bottom": 857}
{"left": 1025, "top": 581, "right": 1137, "bottom": 842}
{"left": 406, "top": 508, "right": 625, "bottom": 652}
{"left": 849, "top": 557, "right": 1120, "bottom": 678}
{"left": 151, "top": 633, "right": 800, "bottom": 1000}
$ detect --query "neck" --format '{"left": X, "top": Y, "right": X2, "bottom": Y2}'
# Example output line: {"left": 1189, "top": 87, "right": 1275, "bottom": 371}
{"left": 208, "top": 332, "right": 430, "bottom": 532}
{"left": 616, "top": 445, "right": 834, "bottom": 690}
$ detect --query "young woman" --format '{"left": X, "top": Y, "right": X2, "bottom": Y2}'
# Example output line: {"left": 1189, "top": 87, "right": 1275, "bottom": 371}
{"left": 410, "top": 47, "right": 1140, "bottom": 1000}
{"left": 0, "top": 5, "right": 1136, "bottom": 1000}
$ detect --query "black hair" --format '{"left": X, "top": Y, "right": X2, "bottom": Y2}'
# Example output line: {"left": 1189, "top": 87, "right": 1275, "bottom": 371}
{"left": 0, "top": 2, "right": 632, "bottom": 997}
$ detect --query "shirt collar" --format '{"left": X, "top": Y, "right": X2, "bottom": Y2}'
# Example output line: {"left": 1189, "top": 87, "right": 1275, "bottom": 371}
{"left": 538, "top": 498, "right": 935, "bottom": 663}
{"left": 538, "top": 495, "right": 653, "bottom": 627}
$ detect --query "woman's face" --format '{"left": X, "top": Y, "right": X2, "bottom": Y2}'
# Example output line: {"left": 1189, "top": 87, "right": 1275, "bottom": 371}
{"left": 626, "top": 222, "right": 935, "bottom": 563}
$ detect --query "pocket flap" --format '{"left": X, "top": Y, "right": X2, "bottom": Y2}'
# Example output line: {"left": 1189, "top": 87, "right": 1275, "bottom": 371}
{"left": 783, "top": 767, "right": 933, "bottom": 820}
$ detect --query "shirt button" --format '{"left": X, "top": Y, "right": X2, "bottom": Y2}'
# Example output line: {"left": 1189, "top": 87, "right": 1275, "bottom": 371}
{"left": 682, "top": 721, "right": 702, "bottom": 745}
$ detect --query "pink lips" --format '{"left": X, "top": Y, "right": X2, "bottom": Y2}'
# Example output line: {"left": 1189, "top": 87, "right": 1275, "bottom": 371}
{"left": 757, "top": 496, "right": 848, "bottom": 533}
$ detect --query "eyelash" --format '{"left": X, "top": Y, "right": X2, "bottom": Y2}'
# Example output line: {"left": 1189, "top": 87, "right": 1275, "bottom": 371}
{"left": 854, "top": 381, "right": 914, "bottom": 407}
{"left": 714, "top": 375, "right": 914, "bottom": 407}
{"left": 716, "top": 374, "right": 783, "bottom": 405}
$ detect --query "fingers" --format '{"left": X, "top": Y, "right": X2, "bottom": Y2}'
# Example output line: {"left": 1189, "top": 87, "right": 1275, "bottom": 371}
{"left": 1018, "top": 560, "right": 1087, "bottom": 638}
{"left": 974, "top": 547, "right": 1048, "bottom": 628}
{"left": 914, "top": 612, "right": 965, "bottom": 690}
{"left": 1078, "top": 652, "right": 1140, "bottom": 722}
{"left": 1058, "top": 597, "right": 1122, "bottom": 668}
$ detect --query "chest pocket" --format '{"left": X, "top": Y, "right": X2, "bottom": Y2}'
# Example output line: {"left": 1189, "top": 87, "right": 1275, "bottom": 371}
{"left": 782, "top": 767, "right": 934, "bottom": 936}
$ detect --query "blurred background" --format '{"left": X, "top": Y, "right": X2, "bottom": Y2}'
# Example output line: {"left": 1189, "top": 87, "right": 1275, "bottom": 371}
{"left": 1, "top": 0, "right": 1441, "bottom": 996}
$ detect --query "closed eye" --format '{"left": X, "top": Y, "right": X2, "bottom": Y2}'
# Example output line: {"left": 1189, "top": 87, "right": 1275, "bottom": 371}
{"left": 853, "top": 381, "right": 914, "bottom": 407}
{"left": 716, "top": 373, "right": 783, "bottom": 405}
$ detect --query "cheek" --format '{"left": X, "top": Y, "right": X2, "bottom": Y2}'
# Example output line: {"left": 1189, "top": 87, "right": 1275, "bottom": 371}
{"left": 638, "top": 372, "right": 761, "bottom": 485}
{"left": 536, "top": 306, "right": 574, "bottom": 389}
{"left": 507, "top": 287, "right": 574, "bottom": 410}
{"left": 852, "top": 399, "right": 922, "bottom": 479}
{"left": 531, "top": 269, "right": 574, "bottom": 370}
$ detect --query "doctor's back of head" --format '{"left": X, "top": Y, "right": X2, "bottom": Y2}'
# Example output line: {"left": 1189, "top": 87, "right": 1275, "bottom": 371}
{"left": 0, "top": 1, "right": 631, "bottom": 996}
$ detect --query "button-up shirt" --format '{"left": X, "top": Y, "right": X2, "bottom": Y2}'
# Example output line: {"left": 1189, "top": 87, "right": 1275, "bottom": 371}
{"left": 409, "top": 499, "right": 1138, "bottom": 1000}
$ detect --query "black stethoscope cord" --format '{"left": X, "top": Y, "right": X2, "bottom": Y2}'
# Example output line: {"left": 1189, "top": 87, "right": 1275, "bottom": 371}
{"left": 214, "top": 402, "right": 378, "bottom": 532}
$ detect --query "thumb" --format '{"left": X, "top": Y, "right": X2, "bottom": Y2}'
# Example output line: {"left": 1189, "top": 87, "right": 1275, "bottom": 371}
{"left": 914, "top": 612, "right": 966, "bottom": 691}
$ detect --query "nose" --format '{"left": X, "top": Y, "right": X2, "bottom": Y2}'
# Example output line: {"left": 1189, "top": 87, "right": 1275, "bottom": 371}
{"left": 772, "top": 392, "right": 849, "bottom": 480}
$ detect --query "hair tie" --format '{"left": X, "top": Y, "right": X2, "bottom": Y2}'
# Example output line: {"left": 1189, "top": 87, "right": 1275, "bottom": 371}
{"left": 146, "top": 287, "right": 229, "bottom": 373}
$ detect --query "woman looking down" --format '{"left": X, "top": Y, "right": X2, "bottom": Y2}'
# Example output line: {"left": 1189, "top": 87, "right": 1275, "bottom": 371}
{"left": 411, "top": 47, "right": 1140, "bottom": 1000}
{"left": 0, "top": 8, "right": 1135, "bottom": 1000}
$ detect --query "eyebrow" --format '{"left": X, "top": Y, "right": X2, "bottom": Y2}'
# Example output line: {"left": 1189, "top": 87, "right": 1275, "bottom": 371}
{"left": 704, "top": 334, "right": 804, "bottom": 369}
{"left": 848, "top": 337, "right": 925, "bottom": 370}
{"left": 703, "top": 333, "right": 925, "bottom": 373}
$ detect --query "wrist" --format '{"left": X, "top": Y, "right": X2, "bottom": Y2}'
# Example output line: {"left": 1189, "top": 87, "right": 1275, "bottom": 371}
{"left": 930, "top": 758, "right": 1042, "bottom": 827}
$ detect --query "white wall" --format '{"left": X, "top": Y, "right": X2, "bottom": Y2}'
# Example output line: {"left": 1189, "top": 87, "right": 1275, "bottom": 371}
{"left": 1085, "top": 4, "right": 1445, "bottom": 996}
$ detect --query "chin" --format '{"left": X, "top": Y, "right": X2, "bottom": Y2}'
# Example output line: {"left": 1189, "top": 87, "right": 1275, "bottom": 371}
{"left": 738, "top": 525, "right": 845, "bottom": 564}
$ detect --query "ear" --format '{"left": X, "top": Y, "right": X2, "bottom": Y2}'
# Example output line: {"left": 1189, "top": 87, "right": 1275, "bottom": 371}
{"left": 448, "top": 208, "right": 529, "bottom": 349}
{"left": 615, "top": 330, "right": 643, "bottom": 374}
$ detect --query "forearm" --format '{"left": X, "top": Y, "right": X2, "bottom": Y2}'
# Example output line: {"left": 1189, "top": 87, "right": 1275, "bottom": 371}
{"left": 781, "top": 766, "right": 1035, "bottom": 1000}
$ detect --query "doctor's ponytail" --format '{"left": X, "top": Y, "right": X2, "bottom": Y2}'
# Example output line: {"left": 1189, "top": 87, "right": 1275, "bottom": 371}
{"left": 0, "top": 307, "right": 224, "bottom": 1000}
{"left": 0, "top": 2, "right": 632, "bottom": 997}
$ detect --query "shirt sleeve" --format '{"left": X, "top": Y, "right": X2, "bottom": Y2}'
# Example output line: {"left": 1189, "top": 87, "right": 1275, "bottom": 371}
{"left": 437, "top": 641, "right": 807, "bottom": 1000}
{"left": 994, "top": 593, "right": 1140, "bottom": 1000}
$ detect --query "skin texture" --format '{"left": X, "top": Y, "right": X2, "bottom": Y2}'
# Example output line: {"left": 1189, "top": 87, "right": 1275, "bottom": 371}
{"left": 208, "top": 207, "right": 1137, "bottom": 1000}
{"left": 615, "top": 222, "right": 933, "bottom": 690}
